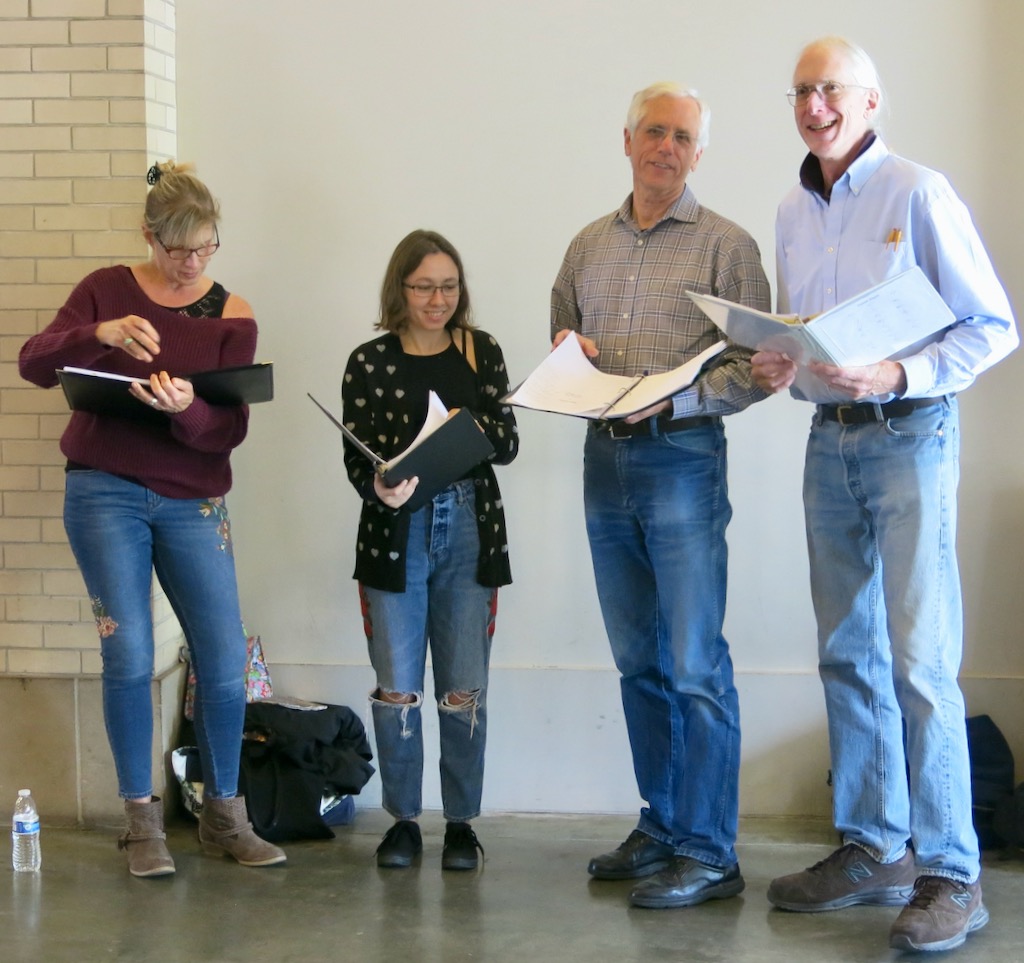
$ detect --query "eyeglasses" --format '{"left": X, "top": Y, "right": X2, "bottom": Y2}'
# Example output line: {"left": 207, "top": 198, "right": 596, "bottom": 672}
{"left": 786, "top": 81, "right": 867, "bottom": 106}
{"left": 155, "top": 229, "right": 220, "bottom": 260}
{"left": 403, "top": 281, "right": 461, "bottom": 298}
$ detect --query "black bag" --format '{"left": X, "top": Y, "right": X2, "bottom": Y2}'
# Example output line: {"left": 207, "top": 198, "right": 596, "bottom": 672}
{"left": 238, "top": 701, "right": 375, "bottom": 843}
{"left": 993, "top": 782, "right": 1024, "bottom": 854}
{"left": 966, "top": 714, "right": 1015, "bottom": 849}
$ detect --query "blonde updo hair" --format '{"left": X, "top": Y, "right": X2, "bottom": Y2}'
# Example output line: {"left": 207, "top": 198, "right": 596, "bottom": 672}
{"left": 143, "top": 160, "right": 220, "bottom": 247}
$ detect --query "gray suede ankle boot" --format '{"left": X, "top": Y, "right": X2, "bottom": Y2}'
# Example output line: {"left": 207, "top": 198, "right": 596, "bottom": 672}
{"left": 118, "top": 796, "right": 175, "bottom": 877}
{"left": 198, "top": 795, "right": 287, "bottom": 867}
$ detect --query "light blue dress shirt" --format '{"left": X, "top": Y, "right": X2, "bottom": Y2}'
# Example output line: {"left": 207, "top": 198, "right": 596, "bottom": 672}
{"left": 775, "top": 136, "right": 1017, "bottom": 404}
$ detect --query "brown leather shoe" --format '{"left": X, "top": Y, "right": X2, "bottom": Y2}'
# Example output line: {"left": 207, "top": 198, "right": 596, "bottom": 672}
{"left": 768, "top": 843, "right": 917, "bottom": 911}
{"left": 889, "top": 876, "right": 988, "bottom": 952}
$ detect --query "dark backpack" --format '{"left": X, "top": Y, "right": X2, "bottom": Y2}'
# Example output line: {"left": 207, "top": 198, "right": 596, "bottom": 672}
{"left": 993, "top": 783, "right": 1024, "bottom": 854}
{"left": 966, "top": 714, "right": 1015, "bottom": 850}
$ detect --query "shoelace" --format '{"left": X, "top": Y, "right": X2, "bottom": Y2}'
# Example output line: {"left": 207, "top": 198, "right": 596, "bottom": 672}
{"left": 809, "top": 843, "right": 858, "bottom": 873}
{"left": 446, "top": 824, "right": 484, "bottom": 856}
{"left": 376, "top": 821, "right": 419, "bottom": 854}
{"left": 907, "top": 877, "right": 956, "bottom": 909}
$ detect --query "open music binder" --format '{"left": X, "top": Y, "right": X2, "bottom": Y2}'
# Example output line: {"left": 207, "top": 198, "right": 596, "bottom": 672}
{"left": 686, "top": 267, "right": 955, "bottom": 366}
{"left": 56, "top": 362, "right": 274, "bottom": 422}
{"left": 308, "top": 391, "right": 494, "bottom": 512}
{"left": 504, "top": 334, "right": 726, "bottom": 418}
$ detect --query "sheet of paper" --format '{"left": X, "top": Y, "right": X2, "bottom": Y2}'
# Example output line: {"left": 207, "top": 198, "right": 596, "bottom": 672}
{"left": 61, "top": 366, "right": 144, "bottom": 384}
{"left": 386, "top": 391, "right": 450, "bottom": 468}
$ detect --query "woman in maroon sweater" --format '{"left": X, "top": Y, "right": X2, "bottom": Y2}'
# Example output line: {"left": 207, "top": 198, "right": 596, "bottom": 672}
{"left": 19, "top": 161, "right": 285, "bottom": 877}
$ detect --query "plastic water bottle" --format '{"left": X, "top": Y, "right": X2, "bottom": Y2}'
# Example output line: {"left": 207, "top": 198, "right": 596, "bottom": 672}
{"left": 12, "top": 790, "right": 41, "bottom": 873}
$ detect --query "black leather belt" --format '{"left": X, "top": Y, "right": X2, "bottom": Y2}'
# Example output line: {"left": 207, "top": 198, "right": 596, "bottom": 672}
{"left": 602, "top": 414, "right": 718, "bottom": 439}
{"left": 818, "top": 397, "right": 946, "bottom": 426}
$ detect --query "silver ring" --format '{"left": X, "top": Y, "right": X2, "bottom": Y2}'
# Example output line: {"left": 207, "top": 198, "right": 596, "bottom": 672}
{"left": 150, "top": 399, "right": 158, "bottom": 406}
{"left": 123, "top": 337, "right": 135, "bottom": 346}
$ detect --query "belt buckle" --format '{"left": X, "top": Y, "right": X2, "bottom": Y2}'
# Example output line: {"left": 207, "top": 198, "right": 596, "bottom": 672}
{"left": 834, "top": 405, "right": 858, "bottom": 426}
{"left": 607, "top": 420, "right": 631, "bottom": 440}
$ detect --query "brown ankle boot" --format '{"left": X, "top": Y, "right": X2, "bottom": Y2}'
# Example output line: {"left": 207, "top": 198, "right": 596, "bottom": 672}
{"left": 198, "top": 796, "right": 287, "bottom": 867}
{"left": 118, "top": 796, "right": 175, "bottom": 877}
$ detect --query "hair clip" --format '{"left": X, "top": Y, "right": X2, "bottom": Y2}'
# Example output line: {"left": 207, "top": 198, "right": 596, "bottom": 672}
{"left": 146, "top": 164, "right": 162, "bottom": 185}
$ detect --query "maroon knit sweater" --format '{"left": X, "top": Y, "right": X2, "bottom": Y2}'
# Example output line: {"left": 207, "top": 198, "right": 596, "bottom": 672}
{"left": 19, "top": 266, "right": 258, "bottom": 499}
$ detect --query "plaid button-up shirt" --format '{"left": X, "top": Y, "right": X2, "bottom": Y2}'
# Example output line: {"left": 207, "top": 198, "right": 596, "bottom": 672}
{"left": 551, "top": 187, "right": 771, "bottom": 419}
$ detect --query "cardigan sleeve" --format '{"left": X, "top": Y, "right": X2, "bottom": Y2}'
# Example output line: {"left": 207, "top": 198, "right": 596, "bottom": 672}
{"left": 467, "top": 330, "right": 518, "bottom": 467}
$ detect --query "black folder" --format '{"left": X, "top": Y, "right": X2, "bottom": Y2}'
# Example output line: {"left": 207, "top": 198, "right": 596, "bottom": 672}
{"left": 56, "top": 363, "right": 274, "bottom": 422}
{"left": 308, "top": 393, "right": 494, "bottom": 512}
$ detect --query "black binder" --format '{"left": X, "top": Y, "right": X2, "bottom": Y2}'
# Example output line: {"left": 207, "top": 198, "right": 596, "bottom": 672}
{"left": 308, "top": 393, "right": 494, "bottom": 512}
{"left": 56, "top": 363, "right": 274, "bottom": 422}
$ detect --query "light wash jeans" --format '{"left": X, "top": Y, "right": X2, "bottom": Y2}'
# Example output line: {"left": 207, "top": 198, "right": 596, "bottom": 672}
{"left": 63, "top": 470, "right": 248, "bottom": 800}
{"left": 583, "top": 421, "right": 740, "bottom": 869}
{"left": 804, "top": 398, "right": 979, "bottom": 882}
{"left": 360, "top": 480, "right": 496, "bottom": 823}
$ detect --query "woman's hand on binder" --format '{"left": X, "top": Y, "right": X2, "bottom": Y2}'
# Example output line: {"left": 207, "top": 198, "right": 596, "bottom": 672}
{"left": 129, "top": 370, "right": 195, "bottom": 414}
{"left": 373, "top": 473, "right": 420, "bottom": 509}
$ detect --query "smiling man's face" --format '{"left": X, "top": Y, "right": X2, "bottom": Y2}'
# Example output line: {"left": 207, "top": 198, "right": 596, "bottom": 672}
{"left": 792, "top": 43, "right": 878, "bottom": 180}
{"left": 624, "top": 94, "right": 703, "bottom": 206}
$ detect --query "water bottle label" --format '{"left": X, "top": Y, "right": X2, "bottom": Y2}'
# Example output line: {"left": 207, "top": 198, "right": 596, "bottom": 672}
{"left": 14, "top": 819, "right": 39, "bottom": 834}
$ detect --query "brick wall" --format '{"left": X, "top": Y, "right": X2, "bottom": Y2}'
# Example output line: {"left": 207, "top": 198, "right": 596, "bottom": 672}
{"left": 0, "top": 0, "right": 183, "bottom": 678}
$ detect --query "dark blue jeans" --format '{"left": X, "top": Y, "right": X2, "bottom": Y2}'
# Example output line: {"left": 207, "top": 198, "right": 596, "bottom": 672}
{"left": 64, "top": 470, "right": 247, "bottom": 800}
{"left": 584, "top": 421, "right": 740, "bottom": 868}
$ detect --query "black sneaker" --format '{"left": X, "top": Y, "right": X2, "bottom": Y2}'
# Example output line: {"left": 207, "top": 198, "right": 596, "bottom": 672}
{"left": 442, "top": 821, "right": 484, "bottom": 871}
{"left": 375, "top": 820, "right": 422, "bottom": 868}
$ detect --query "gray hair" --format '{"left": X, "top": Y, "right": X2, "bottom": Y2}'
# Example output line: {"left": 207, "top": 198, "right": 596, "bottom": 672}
{"left": 626, "top": 82, "right": 711, "bottom": 150}
{"left": 797, "top": 36, "right": 887, "bottom": 129}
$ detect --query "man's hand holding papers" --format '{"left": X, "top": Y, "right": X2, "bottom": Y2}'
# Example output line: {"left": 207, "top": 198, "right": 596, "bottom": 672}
{"left": 504, "top": 332, "right": 726, "bottom": 419}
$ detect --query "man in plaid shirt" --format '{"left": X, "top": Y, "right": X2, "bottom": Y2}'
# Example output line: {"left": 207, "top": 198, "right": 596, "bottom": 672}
{"left": 551, "top": 81, "right": 769, "bottom": 910}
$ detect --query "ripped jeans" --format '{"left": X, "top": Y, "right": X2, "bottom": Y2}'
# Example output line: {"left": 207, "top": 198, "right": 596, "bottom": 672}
{"left": 359, "top": 480, "right": 497, "bottom": 822}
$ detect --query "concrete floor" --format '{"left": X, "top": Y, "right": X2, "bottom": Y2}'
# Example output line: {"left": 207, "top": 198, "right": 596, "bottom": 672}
{"left": 2, "top": 812, "right": 1022, "bottom": 963}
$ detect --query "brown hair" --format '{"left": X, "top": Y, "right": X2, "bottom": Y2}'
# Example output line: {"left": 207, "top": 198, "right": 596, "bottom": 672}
{"left": 376, "top": 229, "right": 475, "bottom": 334}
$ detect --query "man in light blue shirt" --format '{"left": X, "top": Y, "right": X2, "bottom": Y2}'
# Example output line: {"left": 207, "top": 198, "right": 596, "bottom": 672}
{"left": 753, "top": 36, "right": 1017, "bottom": 955}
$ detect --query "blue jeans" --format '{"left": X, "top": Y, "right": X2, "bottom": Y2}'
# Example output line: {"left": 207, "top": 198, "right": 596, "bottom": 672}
{"left": 583, "top": 421, "right": 740, "bottom": 868}
{"left": 360, "top": 480, "right": 496, "bottom": 823}
{"left": 63, "top": 470, "right": 248, "bottom": 800}
{"left": 804, "top": 399, "right": 979, "bottom": 882}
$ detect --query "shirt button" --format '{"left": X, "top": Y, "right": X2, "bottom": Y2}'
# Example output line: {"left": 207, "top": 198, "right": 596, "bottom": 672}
{"left": 826, "top": 246, "right": 834, "bottom": 253}
{"left": 826, "top": 287, "right": 833, "bottom": 294}
{"left": 636, "top": 239, "right": 644, "bottom": 246}
{"left": 628, "top": 275, "right": 635, "bottom": 282}
{"left": 622, "top": 313, "right": 629, "bottom": 319}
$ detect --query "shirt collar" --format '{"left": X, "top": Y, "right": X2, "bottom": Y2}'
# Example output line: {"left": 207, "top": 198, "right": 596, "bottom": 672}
{"left": 618, "top": 185, "right": 699, "bottom": 231}
{"left": 798, "top": 132, "right": 887, "bottom": 199}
